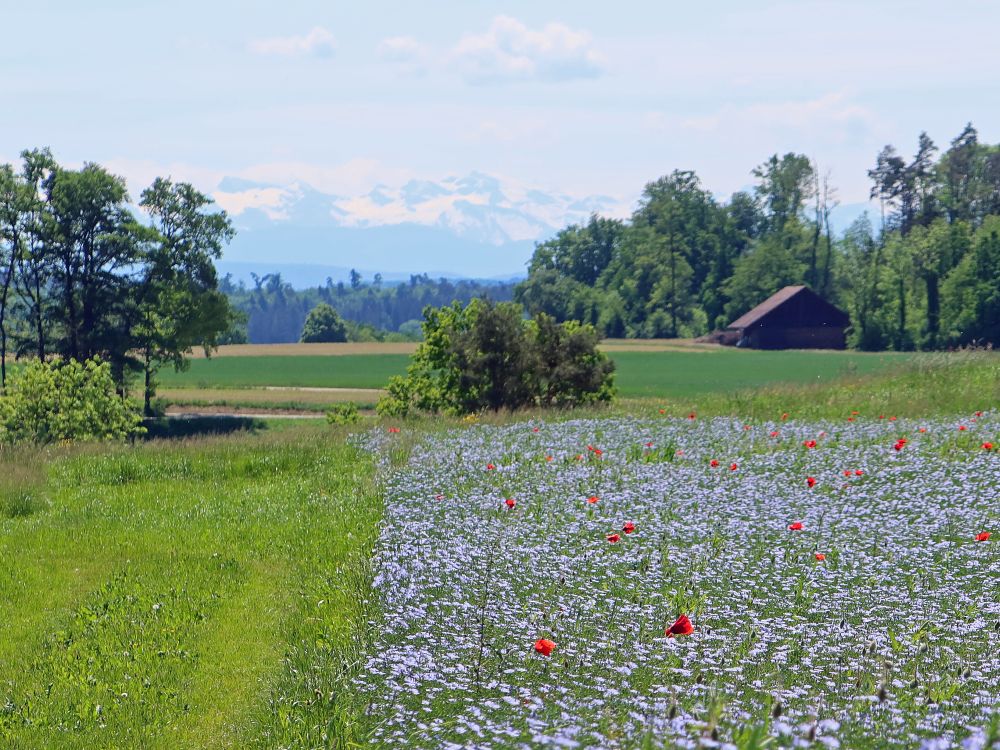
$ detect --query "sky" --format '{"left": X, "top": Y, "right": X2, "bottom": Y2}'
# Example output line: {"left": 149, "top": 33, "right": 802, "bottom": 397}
{"left": 2, "top": 0, "right": 999, "bottom": 209}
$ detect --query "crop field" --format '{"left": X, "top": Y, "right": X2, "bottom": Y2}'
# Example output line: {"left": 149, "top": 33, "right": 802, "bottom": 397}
{"left": 358, "top": 414, "right": 1000, "bottom": 748}
{"left": 158, "top": 347, "right": 911, "bottom": 401}
{"left": 0, "top": 433, "right": 382, "bottom": 748}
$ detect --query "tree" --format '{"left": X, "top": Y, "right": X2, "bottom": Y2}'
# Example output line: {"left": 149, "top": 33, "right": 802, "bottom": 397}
{"left": 0, "top": 164, "right": 31, "bottom": 389}
{"left": 300, "top": 303, "right": 348, "bottom": 343}
{"left": 378, "top": 299, "right": 614, "bottom": 416}
{"left": 752, "top": 154, "right": 815, "bottom": 236}
{"left": 941, "top": 220, "right": 1000, "bottom": 346}
{"left": 136, "top": 178, "right": 235, "bottom": 414}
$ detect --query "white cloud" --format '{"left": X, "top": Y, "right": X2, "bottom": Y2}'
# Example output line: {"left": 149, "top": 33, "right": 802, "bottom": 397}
{"left": 452, "top": 16, "right": 605, "bottom": 84}
{"left": 249, "top": 27, "right": 337, "bottom": 58}
{"left": 376, "top": 35, "right": 430, "bottom": 76}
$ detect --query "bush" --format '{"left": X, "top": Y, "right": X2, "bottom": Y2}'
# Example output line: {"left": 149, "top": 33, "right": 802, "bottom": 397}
{"left": 0, "top": 358, "right": 145, "bottom": 444}
{"left": 377, "top": 300, "right": 615, "bottom": 416}
{"left": 325, "top": 402, "right": 362, "bottom": 425}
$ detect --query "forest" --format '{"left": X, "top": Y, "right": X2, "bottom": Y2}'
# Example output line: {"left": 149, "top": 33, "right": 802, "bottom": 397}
{"left": 220, "top": 272, "right": 516, "bottom": 343}
{"left": 515, "top": 123, "right": 1000, "bottom": 349}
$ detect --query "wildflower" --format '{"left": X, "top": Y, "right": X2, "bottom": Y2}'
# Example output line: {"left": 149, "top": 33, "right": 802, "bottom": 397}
{"left": 729, "top": 462, "right": 739, "bottom": 471}
{"left": 434, "top": 493, "right": 445, "bottom": 501}
{"left": 918, "top": 427, "right": 927, "bottom": 433}
{"left": 806, "top": 476, "right": 817, "bottom": 488}
{"left": 688, "top": 412, "right": 696, "bottom": 420}
{"left": 893, "top": 439, "right": 907, "bottom": 451}
{"left": 545, "top": 455, "right": 553, "bottom": 462}
{"left": 666, "top": 614, "right": 694, "bottom": 638}
{"left": 575, "top": 454, "right": 584, "bottom": 461}
{"left": 388, "top": 426, "right": 401, "bottom": 433}
{"left": 587, "top": 495, "right": 599, "bottom": 504}
{"left": 889, "top": 416, "right": 897, "bottom": 421}
{"left": 645, "top": 441, "right": 654, "bottom": 448}
{"left": 976, "top": 532, "right": 991, "bottom": 542}
{"left": 781, "top": 412, "right": 789, "bottom": 420}
{"left": 976, "top": 410, "right": 984, "bottom": 417}
{"left": 659, "top": 408, "right": 666, "bottom": 414}
{"left": 505, "top": 498, "right": 516, "bottom": 509}
{"left": 743, "top": 424, "right": 751, "bottom": 431}
{"left": 959, "top": 425, "right": 968, "bottom": 431}
{"left": 606, "top": 533, "right": 621, "bottom": 543}
{"left": 843, "top": 470, "right": 852, "bottom": 477}
{"left": 622, "top": 521, "right": 636, "bottom": 534}
{"left": 803, "top": 439, "right": 817, "bottom": 449}
{"left": 847, "top": 417, "right": 855, "bottom": 422}
{"left": 487, "top": 463, "right": 496, "bottom": 470}
{"left": 710, "top": 459, "right": 720, "bottom": 468}
{"left": 789, "top": 522, "right": 804, "bottom": 531}
{"left": 532, "top": 426, "right": 540, "bottom": 432}
{"left": 770, "top": 430, "right": 779, "bottom": 437}
{"left": 534, "top": 638, "right": 556, "bottom": 656}
{"left": 815, "top": 553, "right": 826, "bottom": 561}
{"left": 855, "top": 469, "right": 864, "bottom": 476}
{"left": 982, "top": 442, "right": 994, "bottom": 451}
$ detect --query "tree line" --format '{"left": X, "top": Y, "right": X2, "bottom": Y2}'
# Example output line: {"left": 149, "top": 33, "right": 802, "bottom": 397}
{"left": 515, "top": 123, "right": 1000, "bottom": 350}
{"left": 0, "top": 149, "right": 235, "bottom": 413}
{"left": 220, "top": 272, "right": 517, "bottom": 344}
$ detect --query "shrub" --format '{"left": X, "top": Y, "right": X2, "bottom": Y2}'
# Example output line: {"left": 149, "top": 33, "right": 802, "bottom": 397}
{"left": 326, "top": 402, "right": 362, "bottom": 425}
{"left": 0, "top": 358, "right": 144, "bottom": 444}
{"left": 377, "top": 300, "right": 615, "bottom": 416}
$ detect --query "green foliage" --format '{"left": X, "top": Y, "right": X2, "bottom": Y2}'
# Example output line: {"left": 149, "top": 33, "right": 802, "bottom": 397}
{"left": 0, "top": 358, "right": 143, "bottom": 444}
{"left": 325, "top": 401, "right": 361, "bottom": 425}
{"left": 377, "top": 300, "right": 616, "bottom": 416}
{"left": 300, "top": 302, "right": 348, "bottom": 343}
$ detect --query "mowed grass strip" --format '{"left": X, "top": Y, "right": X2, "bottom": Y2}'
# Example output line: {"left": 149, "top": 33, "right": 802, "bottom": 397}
{"left": 0, "top": 430, "right": 383, "bottom": 748}
{"left": 158, "top": 347, "right": 912, "bottom": 400}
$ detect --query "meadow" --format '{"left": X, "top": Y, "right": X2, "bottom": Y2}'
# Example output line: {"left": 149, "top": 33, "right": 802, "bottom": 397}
{"left": 0, "top": 429, "right": 387, "bottom": 748}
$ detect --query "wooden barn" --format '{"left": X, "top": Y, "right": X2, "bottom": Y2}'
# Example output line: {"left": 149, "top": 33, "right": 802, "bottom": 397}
{"left": 725, "top": 286, "right": 850, "bottom": 349}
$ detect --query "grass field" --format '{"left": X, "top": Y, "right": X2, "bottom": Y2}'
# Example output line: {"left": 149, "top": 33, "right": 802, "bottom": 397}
{"left": 0, "top": 430, "right": 386, "bottom": 748}
{"left": 158, "top": 346, "right": 912, "bottom": 401}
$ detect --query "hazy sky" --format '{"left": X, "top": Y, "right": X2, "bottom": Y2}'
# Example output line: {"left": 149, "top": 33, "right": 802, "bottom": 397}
{"left": 2, "top": 0, "right": 998, "bottom": 206}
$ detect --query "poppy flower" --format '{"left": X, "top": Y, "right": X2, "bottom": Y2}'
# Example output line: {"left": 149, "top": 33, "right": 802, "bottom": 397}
{"left": 743, "top": 424, "right": 751, "bottom": 431}
{"left": 534, "top": 638, "right": 556, "bottom": 656}
{"left": 487, "top": 463, "right": 496, "bottom": 470}
{"left": 606, "top": 533, "right": 621, "bottom": 543}
{"left": 666, "top": 614, "right": 694, "bottom": 638}
{"left": 575, "top": 454, "right": 584, "bottom": 461}
{"left": 788, "top": 522, "right": 804, "bottom": 531}
{"left": 659, "top": 408, "right": 666, "bottom": 414}
{"left": 982, "top": 442, "right": 993, "bottom": 451}
{"left": 803, "top": 440, "right": 817, "bottom": 449}
{"left": 976, "top": 532, "right": 991, "bottom": 542}
{"left": 434, "top": 493, "right": 445, "bottom": 501}
{"left": 504, "top": 498, "right": 516, "bottom": 509}
{"left": 781, "top": 412, "right": 789, "bottom": 421}
{"left": 975, "top": 410, "right": 984, "bottom": 417}
{"left": 893, "top": 439, "right": 907, "bottom": 451}
{"left": 959, "top": 425, "right": 968, "bottom": 431}
{"left": 710, "top": 459, "right": 720, "bottom": 468}
{"left": 622, "top": 521, "right": 636, "bottom": 534}
{"left": 847, "top": 417, "right": 855, "bottom": 422}
{"left": 770, "top": 430, "right": 779, "bottom": 438}
{"left": 806, "top": 476, "right": 816, "bottom": 488}
{"left": 852, "top": 410, "right": 859, "bottom": 415}
{"left": 878, "top": 415, "right": 885, "bottom": 420}
{"left": 587, "top": 495, "right": 599, "bottom": 504}
{"left": 918, "top": 427, "right": 927, "bottom": 433}
{"left": 532, "top": 426, "right": 540, "bottom": 433}
{"left": 645, "top": 441, "right": 654, "bottom": 448}
{"left": 729, "top": 463, "right": 739, "bottom": 471}
{"left": 814, "top": 553, "right": 826, "bottom": 561}
{"left": 688, "top": 412, "right": 697, "bottom": 420}
{"left": 545, "top": 455, "right": 554, "bottom": 462}
{"left": 388, "top": 426, "right": 400, "bottom": 433}
{"left": 889, "top": 416, "right": 897, "bottom": 421}
{"left": 855, "top": 469, "right": 864, "bottom": 476}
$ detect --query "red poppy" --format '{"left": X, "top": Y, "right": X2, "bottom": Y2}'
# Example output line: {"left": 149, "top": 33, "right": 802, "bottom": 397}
{"left": 435, "top": 493, "right": 445, "bottom": 500}
{"left": 851, "top": 410, "right": 859, "bottom": 415}
{"left": 976, "top": 410, "right": 984, "bottom": 417}
{"left": 545, "top": 455, "right": 554, "bottom": 462}
{"left": 487, "top": 463, "right": 497, "bottom": 470}
{"left": 770, "top": 430, "right": 779, "bottom": 438}
{"left": 645, "top": 441, "right": 654, "bottom": 448}
{"left": 918, "top": 427, "right": 927, "bottom": 433}
{"left": 781, "top": 412, "right": 789, "bottom": 421}
{"left": 788, "top": 522, "right": 804, "bottom": 531}
{"left": 606, "top": 533, "right": 621, "bottom": 543}
{"left": 666, "top": 614, "right": 694, "bottom": 638}
{"left": 893, "top": 439, "right": 907, "bottom": 451}
{"left": 505, "top": 498, "right": 516, "bottom": 509}
{"left": 710, "top": 459, "right": 720, "bottom": 468}
{"left": 878, "top": 415, "right": 885, "bottom": 420}
{"left": 843, "top": 470, "right": 852, "bottom": 477}
{"left": 587, "top": 495, "right": 599, "bottom": 504}
{"left": 803, "top": 440, "right": 817, "bottom": 449}
{"left": 659, "top": 408, "right": 666, "bottom": 414}
{"left": 729, "top": 463, "right": 739, "bottom": 471}
{"left": 743, "top": 424, "right": 751, "bottom": 431}
{"left": 688, "top": 412, "right": 697, "bottom": 420}
{"left": 959, "top": 425, "right": 968, "bottom": 431}
{"left": 534, "top": 638, "right": 556, "bottom": 656}
{"left": 982, "top": 442, "right": 993, "bottom": 451}
{"left": 976, "top": 532, "right": 991, "bottom": 542}
{"left": 847, "top": 417, "right": 855, "bottom": 422}
{"left": 889, "top": 416, "right": 897, "bottom": 421}
{"left": 388, "top": 426, "right": 401, "bottom": 433}
{"left": 806, "top": 476, "right": 817, "bottom": 488}
{"left": 855, "top": 469, "right": 864, "bottom": 476}
{"left": 814, "top": 553, "right": 826, "bottom": 561}
{"left": 532, "top": 426, "right": 540, "bottom": 432}
{"left": 622, "top": 521, "right": 636, "bottom": 534}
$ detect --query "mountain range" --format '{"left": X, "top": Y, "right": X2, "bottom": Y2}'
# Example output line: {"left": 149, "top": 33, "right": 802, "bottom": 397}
{"left": 212, "top": 172, "right": 628, "bottom": 286}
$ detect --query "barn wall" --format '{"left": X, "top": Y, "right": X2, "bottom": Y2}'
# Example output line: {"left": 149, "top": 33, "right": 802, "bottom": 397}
{"left": 745, "top": 326, "right": 845, "bottom": 350}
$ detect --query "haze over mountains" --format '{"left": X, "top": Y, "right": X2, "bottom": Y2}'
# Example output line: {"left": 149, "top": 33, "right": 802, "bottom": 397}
{"left": 213, "top": 171, "right": 628, "bottom": 286}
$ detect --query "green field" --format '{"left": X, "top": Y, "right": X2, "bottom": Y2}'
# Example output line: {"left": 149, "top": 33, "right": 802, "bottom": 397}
{"left": 0, "top": 431, "right": 384, "bottom": 748}
{"left": 158, "top": 348, "right": 912, "bottom": 400}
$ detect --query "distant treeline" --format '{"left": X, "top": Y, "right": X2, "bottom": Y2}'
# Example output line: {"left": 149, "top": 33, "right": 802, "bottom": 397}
{"left": 220, "top": 271, "right": 517, "bottom": 343}
{"left": 516, "top": 123, "right": 1000, "bottom": 350}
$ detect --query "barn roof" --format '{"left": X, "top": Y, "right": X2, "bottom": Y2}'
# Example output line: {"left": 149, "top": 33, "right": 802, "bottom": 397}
{"left": 727, "top": 285, "right": 848, "bottom": 330}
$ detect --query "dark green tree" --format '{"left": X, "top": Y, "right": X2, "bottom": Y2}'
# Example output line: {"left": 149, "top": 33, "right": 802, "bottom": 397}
{"left": 300, "top": 302, "right": 348, "bottom": 343}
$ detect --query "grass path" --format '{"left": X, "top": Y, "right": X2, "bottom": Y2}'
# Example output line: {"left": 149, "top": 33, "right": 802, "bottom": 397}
{"left": 0, "top": 431, "right": 384, "bottom": 748}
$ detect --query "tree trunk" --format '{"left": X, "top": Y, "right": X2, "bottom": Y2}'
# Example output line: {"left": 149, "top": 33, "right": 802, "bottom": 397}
{"left": 925, "top": 275, "right": 940, "bottom": 349}
{"left": 144, "top": 351, "right": 154, "bottom": 417}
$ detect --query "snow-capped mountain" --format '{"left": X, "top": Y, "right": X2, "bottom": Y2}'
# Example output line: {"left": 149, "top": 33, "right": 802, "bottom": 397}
{"left": 210, "top": 172, "right": 628, "bottom": 282}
